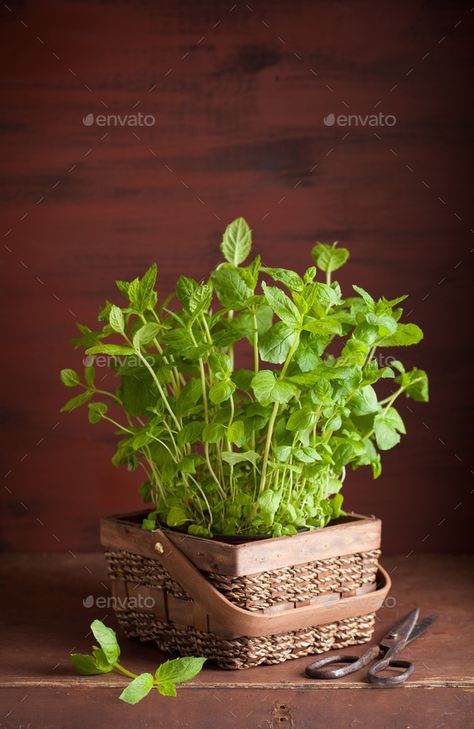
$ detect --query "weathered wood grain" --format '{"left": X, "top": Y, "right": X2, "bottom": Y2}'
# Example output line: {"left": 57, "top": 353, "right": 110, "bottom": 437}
{"left": 0, "top": 0, "right": 472, "bottom": 553}
{"left": 0, "top": 554, "right": 472, "bottom": 728}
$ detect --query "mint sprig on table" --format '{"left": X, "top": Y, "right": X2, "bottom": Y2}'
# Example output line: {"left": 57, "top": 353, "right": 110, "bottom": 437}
{"left": 70, "top": 620, "right": 206, "bottom": 703}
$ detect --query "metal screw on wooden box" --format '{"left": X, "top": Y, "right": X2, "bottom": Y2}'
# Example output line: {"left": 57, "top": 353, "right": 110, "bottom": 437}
{"left": 100, "top": 511, "right": 391, "bottom": 670}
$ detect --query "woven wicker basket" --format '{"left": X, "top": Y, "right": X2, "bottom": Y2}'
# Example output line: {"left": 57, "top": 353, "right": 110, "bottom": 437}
{"left": 101, "top": 511, "right": 390, "bottom": 670}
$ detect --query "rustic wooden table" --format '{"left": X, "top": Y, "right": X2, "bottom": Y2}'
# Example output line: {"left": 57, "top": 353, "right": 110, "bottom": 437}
{"left": 0, "top": 554, "right": 472, "bottom": 728}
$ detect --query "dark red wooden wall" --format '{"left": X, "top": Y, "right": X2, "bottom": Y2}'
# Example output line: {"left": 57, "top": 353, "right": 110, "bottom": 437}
{"left": 1, "top": 0, "right": 472, "bottom": 554}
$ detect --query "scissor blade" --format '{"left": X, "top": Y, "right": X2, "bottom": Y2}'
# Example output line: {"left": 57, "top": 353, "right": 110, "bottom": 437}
{"left": 406, "top": 614, "right": 437, "bottom": 645}
{"left": 382, "top": 608, "right": 420, "bottom": 645}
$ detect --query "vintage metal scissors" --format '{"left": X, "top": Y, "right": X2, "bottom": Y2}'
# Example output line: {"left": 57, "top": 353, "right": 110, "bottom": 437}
{"left": 306, "top": 608, "right": 436, "bottom": 687}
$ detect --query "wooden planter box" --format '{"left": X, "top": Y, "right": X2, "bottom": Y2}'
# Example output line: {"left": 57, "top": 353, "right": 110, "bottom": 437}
{"left": 100, "top": 511, "right": 390, "bottom": 670}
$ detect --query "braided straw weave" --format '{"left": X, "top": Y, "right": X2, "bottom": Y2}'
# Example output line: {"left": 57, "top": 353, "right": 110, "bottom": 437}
{"left": 104, "top": 547, "right": 380, "bottom": 669}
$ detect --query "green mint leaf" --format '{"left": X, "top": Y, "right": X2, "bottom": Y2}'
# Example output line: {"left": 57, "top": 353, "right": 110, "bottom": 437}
{"left": 314, "top": 380, "right": 333, "bottom": 401}
{"left": 294, "top": 446, "right": 322, "bottom": 463}
{"left": 90, "top": 620, "right": 120, "bottom": 664}
{"left": 109, "top": 305, "right": 125, "bottom": 334}
{"left": 352, "top": 285, "right": 375, "bottom": 309}
{"left": 257, "top": 489, "right": 281, "bottom": 524}
{"left": 209, "top": 379, "right": 236, "bottom": 404}
{"left": 294, "top": 333, "right": 325, "bottom": 372}
{"left": 166, "top": 506, "right": 188, "bottom": 527}
{"left": 202, "top": 422, "right": 227, "bottom": 443}
{"left": 331, "top": 493, "right": 344, "bottom": 518}
{"left": 177, "top": 421, "right": 204, "bottom": 447}
{"left": 220, "top": 217, "right": 252, "bottom": 266}
{"left": 211, "top": 266, "right": 252, "bottom": 309}
{"left": 378, "top": 323, "right": 423, "bottom": 347}
{"left": 88, "top": 402, "right": 108, "bottom": 424}
{"left": 119, "top": 370, "right": 159, "bottom": 418}
{"left": 286, "top": 406, "right": 315, "bottom": 432}
{"left": 287, "top": 362, "right": 353, "bottom": 385}
{"left": 142, "top": 516, "right": 157, "bottom": 531}
{"left": 350, "top": 385, "right": 379, "bottom": 416}
{"left": 138, "top": 263, "right": 158, "bottom": 312}
{"left": 71, "top": 323, "right": 105, "bottom": 349}
{"left": 60, "top": 368, "right": 80, "bottom": 387}
{"left": 98, "top": 300, "right": 113, "bottom": 322}
{"left": 262, "top": 283, "right": 301, "bottom": 327}
{"left": 188, "top": 524, "right": 212, "bottom": 537}
{"left": 372, "top": 455, "right": 382, "bottom": 479}
{"left": 91, "top": 647, "right": 114, "bottom": 673}
{"left": 331, "top": 441, "right": 355, "bottom": 471}
{"left": 176, "top": 379, "right": 202, "bottom": 417}
{"left": 251, "top": 370, "right": 298, "bottom": 405}
{"left": 373, "top": 410, "right": 404, "bottom": 450}
{"left": 161, "top": 327, "right": 196, "bottom": 357}
{"left": 84, "top": 365, "right": 95, "bottom": 387}
{"left": 133, "top": 323, "right": 162, "bottom": 350}
{"left": 221, "top": 450, "right": 259, "bottom": 467}
{"left": 366, "top": 312, "right": 397, "bottom": 337}
{"left": 384, "top": 406, "right": 406, "bottom": 434}
{"left": 60, "top": 390, "right": 92, "bottom": 413}
{"left": 70, "top": 653, "right": 108, "bottom": 675}
{"left": 133, "top": 324, "right": 162, "bottom": 352}
{"left": 85, "top": 344, "right": 135, "bottom": 356}
{"left": 189, "top": 284, "right": 212, "bottom": 319}
{"left": 398, "top": 367, "right": 429, "bottom": 402}
{"left": 128, "top": 278, "right": 141, "bottom": 308}
{"left": 254, "top": 304, "right": 274, "bottom": 336}
{"left": 155, "top": 656, "right": 207, "bottom": 687}
{"left": 303, "top": 318, "right": 342, "bottom": 336}
{"left": 176, "top": 275, "right": 199, "bottom": 308}
{"left": 304, "top": 266, "right": 317, "bottom": 283}
{"left": 119, "top": 673, "right": 154, "bottom": 704}
{"left": 311, "top": 242, "right": 349, "bottom": 273}
{"left": 259, "top": 322, "right": 297, "bottom": 364}
{"left": 313, "top": 282, "right": 343, "bottom": 309}
{"left": 261, "top": 267, "right": 304, "bottom": 292}
{"left": 131, "top": 430, "right": 153, "bottom": 450}
{"left": 325, "top": 413, "right": 342, "bottom": 431}
{"left": 239, "top": 254, "right": 261, "bottom": 290}
{"left": 208, "top": 352, "right": 232, "bottom": 377}
{"left": 178, "top": 454, "right": 205, "bottom": 475}
{"left": 274, "top": 445, "right": 292, "bottom": 462}
{"left": 227, "top": 420, "right": 245, "bottom": 444}
{"left": 351, "top": 322, "right": 378, "bottom": 345}
{"left": 156, "top": 681, "right": 177, "bottom": 697}
{"left": 390, "top": 359, "right": 405, "bottom": 374}
{"left": 115, "top": 279, "right": 130, "bottom": 298}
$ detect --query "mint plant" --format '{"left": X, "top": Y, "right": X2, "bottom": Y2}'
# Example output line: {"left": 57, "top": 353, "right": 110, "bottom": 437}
{"left": 61, "top": 217, "right": 428, "bottom": 537}
{"left": 71, "top": 620, "right": 206, "bottom": 703}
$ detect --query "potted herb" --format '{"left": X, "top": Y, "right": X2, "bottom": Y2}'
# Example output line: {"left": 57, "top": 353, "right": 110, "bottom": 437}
{"left": 61, "top": 218, "right": 428, "bottom": 668}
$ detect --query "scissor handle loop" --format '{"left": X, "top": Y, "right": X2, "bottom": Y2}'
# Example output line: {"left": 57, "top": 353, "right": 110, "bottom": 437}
{"left": 305, "top": 645, "right": 380, "bottom": 679}
{"left": 368, "top": 657, "right": 414, "bottom": 686}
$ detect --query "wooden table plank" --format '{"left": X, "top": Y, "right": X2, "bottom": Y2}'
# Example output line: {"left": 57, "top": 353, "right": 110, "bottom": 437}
{"left": 0, "top": 554, "right": 473, "bottom": 728}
